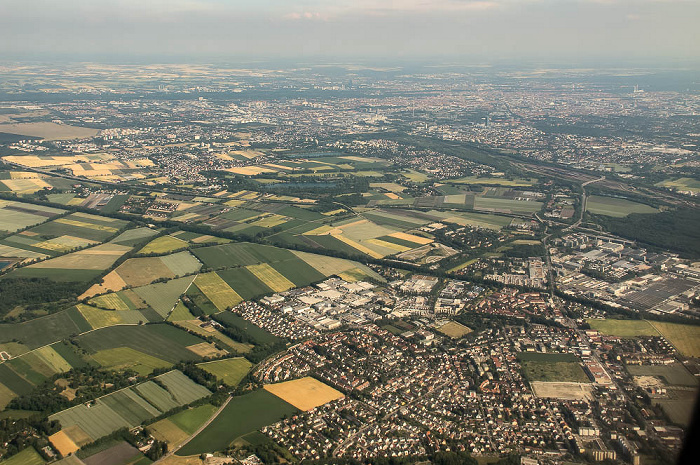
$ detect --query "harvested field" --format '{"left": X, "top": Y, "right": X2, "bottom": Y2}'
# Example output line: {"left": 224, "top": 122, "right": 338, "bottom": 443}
{"left": 28, "top": 243, "right": 130, "bottom": 270}
{"left": 49, "top": 430, "right": 80, "bottom": 456}
{"left": 76, "top": 304, "right": 145, "bottom": 329}
{"left": 530, "top": 381, "right": 594, "bottom": 400}
{"left": 246, "top": 263, "right": 295, "bottom": 292}
{"left": 263, "top": 376, "right": 344, "bottom": 411}
{"left": 0, "top": 122, "right": 99, "bottom": 140}
{"left": 186, "top": 342, "right": 227, "bottom": 358}
{"left": 148, "top": 419, "right": 189, "bottom": 447}
{"left": 436, "top": 321, "right": 472, "bottom": 338}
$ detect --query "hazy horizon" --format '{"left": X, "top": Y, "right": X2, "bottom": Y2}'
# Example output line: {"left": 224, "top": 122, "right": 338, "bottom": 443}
{"left": 1, "top": 0, "right": 698, "bottom": 63}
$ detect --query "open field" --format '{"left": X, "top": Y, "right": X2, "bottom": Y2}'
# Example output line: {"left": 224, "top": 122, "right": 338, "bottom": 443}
{"left": 0, "top": 447, "right": 45, "bottom": 465}
{"left": 197, "top": 358, "right": 253, "bottom": 387}
{"left": 177, "top": 389, "right": 298, "bottom": 455}
{"left": 193, "top": 272, "right": 243, "bottom": 311}
{"left": 91, "top": 347, "right": 171, "bottom": 376}
{"left": 82, "top": 441, "right": 142, "bottom": 465}
{"left": 0, "top": 200, "right": 63, "bottom": 232}
{"left": 148, "top": 419, "right": 190, "bottom": 447}
{"left": 0, "top": 382, "right": 17, "bottom": 410}
{"left": 217, "top": 267, "right": 273, "bottom": 301}
{"left": 451, "top": 176, "right": 536, "bottom": 187}
{"left": 586, "top": 319, "right": 658, "bottom": 337}
{"left": 173, "top": 320, "right": 251, "bottom": 354}
{"left": 27, "top": 242, "right": 130, "bottom": 270}
{"left": 436, "top": 321, "right": 472, "bottom": 338}
{"left": 627, "top": 364, "right": 698, "bottom": 387}
{"left": 0, "top": 122, "right": 99, "bottom": 140}
{"left": 655, "top": 177, "right": 700, "bottom": 194}
{"left": 192, "top": 242, "right": 295, "bottom": 269}
{"left": 247, "top": 263, "right": 295, "bottom": 292}
{"left": 649, "top": 322, "right": 700, "bottom": 358}
{"left": 213, "top": 313, "right": 281, "bottom": 345}
{"left": 264, "top": 377, "right": 344, "bottom": 411}
{"left": 76, "top": 324, "right": 205, "bottom": 364}
{"left": 657, "top": 395, "right": 698, "bottom": 427}
{"left": 138, "top": 235, "right": 188, "bottom": 254}
{"left": 0, "top": 310, "right": 91, "bottom": 352}
{"left": 76, "top": 304, "right": 146, "bottom": 329}
{"left": 169, "top": 404, "right": 217, "bottom": 435}
{"left": 519, "top": 353, "right": 589, "bottom": 383}
{"left": 133, "top": 276, "right": 195, "bottom": 318}
{"left": 50, "top": 370, "right": 210, "bottom": 443}
{"left": 586, "top": 195, "right": 658, "bottom": 217}
{"left": 530, "top": 381, "right": 594, "bottom": 400}
{"left": 474, "top": 196, "right": 542, "bottom": 214}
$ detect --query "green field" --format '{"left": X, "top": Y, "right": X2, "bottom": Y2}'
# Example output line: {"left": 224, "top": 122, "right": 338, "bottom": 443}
{"left": 76, "top": 304, "right": 147, "bottom": 329}
{"left": 586, "top": 319, "right": 658, "bottom": 337}
{"left": 76, "top": 324, "right": 205, "bottom": 363}
{"left": 197, "top": 358, "right": 253, "bottom": 387}
{"left": 586, "top": 195, "right": 658, "bottom": 217}
{"left": 168, "top": 404, "right": 217, "bottom": 434}
{"left": 451, "top": 176, "right": 536, "bottom": 187}
{"left": 473, "top": 196, "right": 542, "bottom": 214}
{"left": 0, "top": 447, "right": 45, "bottom": 465}
{"left": 193, "top": 272, "right": 243, "bottom": 312}
{"left": 91, "top": 347, "right": 171, "bottom": 376}
{"left": 0, "top": 310, "right": 91, "bottom": 351}
{"left": 655, "top": 177, "right": 700, "bottom": 195}
{"left": 0, "top": 201, "right": 62, "bottom": 233}
{"left": 111, "top": 227, "right": 159, "bottom": 246}
{"left": 518, "top": 352, "right": 589, "bottom": 383}
{"left": 217, "top": 267, "right": 273, "bottom": 301}
{"left": 214, "top": 312, "right": 281, "bottom": 345}
{"left": 133, "top": 276, "right": 195, "bottom": 318}
{"left": 50, "top": 370, "right": 210, "bottom": 442}
{"left": 192, "top": 242, "right": 296, "bottom": 269}
{"left": 177, "top": 389, "right": 298, "bottom": 456}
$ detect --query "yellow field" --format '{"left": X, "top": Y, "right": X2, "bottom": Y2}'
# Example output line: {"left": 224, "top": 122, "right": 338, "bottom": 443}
{"left": 389, "top": 232, "right": 433, "bottom": 245}
{"left": 264, "top": 377, "right": 344, "bottom": 411}
{"left": 332, "top": 234, "right": 384, "bottom": 259}
{"left": 91, "top": 347, "right": 171, "bottom": 375}
{"left": 194, "top": 272, "right": 243, "bottom": 311}
{"left": 370, "top": 182, "right": 406, "bottom": 193}
{"left": 247, "top": 263, "right": 296, "bottom": 292}
{"left": 30, "top": 243, "right": 130, "bottom": 270}
{"left": 303, "top": 224, "right": 335, "bottom": 236}
{"left": 148, "top": 419, "right": 189, "bottom": 447}
{"left": 0, "top": 122, "right": 99, "bottom": 140}
{"left": 139, "top": 235, "right": 189, "bottom": 254}
{"left": 0, "top": 177, "right": 51, "bottom": 193}
{"left": 76, "top": 304, "right": 142, "bottom": 329}
{"left": 49, "top": 430, "right": 80, "bottom": 456}
{"left": 227, "top": 166, "right": 275, "bottom": 175}
{"left": 54, "top": 217, "right": 119, "bottom": 232}
{"left": 33, "top": 235, "right": 95, "bottom": 252}
{"left": 79, "top": 271, "right": 128, "bottom": 299}
{"left": 175, "top": 320, "right": 252, "bottom": 354}
{"left": 650, "top": 321, "right": 700, "bottom": 358}
{"left": 250, "top": 214, "right": 288, "bottom": 228}
{"left": 366, "top": 238, "right": 410, "bottom": 253}
{"left": 34, "top": 346, "right": 72, "bottom": 372}
{"left": 89, "top": 293, "right": 131, "bottom": 311}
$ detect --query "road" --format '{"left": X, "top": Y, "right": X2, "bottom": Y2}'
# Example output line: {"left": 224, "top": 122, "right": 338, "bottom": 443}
{"left": 155, "top": 395, "right": 232, "bottom": 463}
{"left": 566, "top": 176, "right": 605, "bottom": 231}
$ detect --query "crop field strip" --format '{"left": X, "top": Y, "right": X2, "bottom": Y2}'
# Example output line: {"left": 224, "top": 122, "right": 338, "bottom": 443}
{"left": 50, "top": 370, "right": 211, "bottom": 443}
{"left": 193, "top": 272, "right": 243, "bottom": 311}
{"left": 197, "top": 357, "right": 253, "bottom": 387}
{"left": 0, "top": 309, "right": 92, "bottom": 352}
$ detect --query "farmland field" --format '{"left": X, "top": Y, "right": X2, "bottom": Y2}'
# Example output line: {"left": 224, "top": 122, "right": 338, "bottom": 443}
{"left": 76, "top": 304, "right": 147, "bottom": 329}
{"left": 91, "top": 347, "right": 171, "bottom": 376}
{"left": 649, "top": 322, "right": 700, "bottom": 358}
{"left": 518, "top": 353, "right": 589, "bottom": 383}
{"left": 0, "top": 447, "right": 45, "bottom": 465}
{"left": 0, "top": 121, "right": 99, "bottom": 140}
{"left": 111, "top": 227, "right": 159, "bottom": 246}
{"left": 133, "top": 276, "right": 196, "bottom": 318}
{"left": 436, "top": 321, "right": 472, "bottom": 338}
{"left": 138, "top": 235, "right": 188, "bottom": 254}
{"left": 264, "top": 377, "right": 344, "bottom": 411}
{"left": 0, "top": 200, "right": 63, "bottom": 233}
{"left": 473, "top": 196, "right": 542, "bottom": 214}
{"left": 214, "top": 312, "right": 281, "bottom": 345}
{"left": 586, "top": 195, "right": 658, "bottom": 217}
{"left": 0, "top": 310, "right": 91, "bottom": 351}
{"left": 192, "top": 242, "right": 295, "bottom": 269}
{"left": 177, "top": 389, "right": 298, "bottom": 456}
{"left": 26, "top": 242, "right": 131, "bottom": 271}
{"left": 217, "top": 267, "right": 273, "bottom": 301}
{"left": 656, "top": 177, "right": 700, "bottom": 194}
{"left": 0, "top": 382, "right": 16, "bottom": 410}
{"left": 169, "top": 404, "right": 217, "bottom": 434}
{"left": 197, "top": 358, "right": 253, "bottom": 386}
{"left": 193, "top": 272, "right": 242, "bottom": 312}
{"left": 246, "top": 263, "right": 295, "bottom": 292}
{"left": 586, "top": 319, "right": 658, "bottom": 337}
{"left": 627, "top": 364, "right": 698, "bottom": 387}
{"left": 76, "top": 324, "right": 206, "bottom": 363}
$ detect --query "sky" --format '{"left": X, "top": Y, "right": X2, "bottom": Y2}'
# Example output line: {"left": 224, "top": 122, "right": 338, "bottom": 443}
{"left": 0, "top": 0, "right": 698, "bottom": 64}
